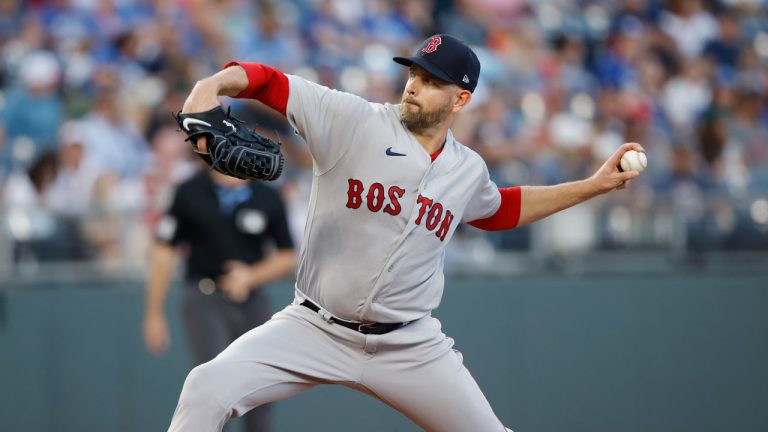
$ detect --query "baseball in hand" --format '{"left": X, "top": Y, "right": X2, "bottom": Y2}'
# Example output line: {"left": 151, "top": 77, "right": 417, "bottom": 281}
{"left": 619, "top": 150, "right": 647, "bottom": 173}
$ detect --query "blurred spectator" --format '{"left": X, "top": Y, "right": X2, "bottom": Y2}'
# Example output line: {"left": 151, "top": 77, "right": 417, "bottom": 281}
{"left": 2, "top": 149, "right": 58, "bottom": 209}
{"left": 436, "top": 0, "right": 489, "bottom": 46}
{"left": 469, "top": 92, "right": 521, "bottom": 181}
{"left": 703, "top": 8, "right": 743, "bottom": 81}
{"left": 362, "top": 0, "right": 421, "bottom": 47}
{"left": 1, "top": 0, "right": 767, "bottom": 268}
{"left": 661, "top": 57, "right": 712, "bottom": 132}
{"left": 659, "top": 0, "right": 718, "bottom": 59}
{"left": 594, "top": 17, "right": 646, "bottom": 90}
{"left": 0, "top": 0, "right": 24, "bottom": 44}
{"left": 2, "top": 11, "right": 47, "bottom": 74}
{"left": 44, "top": 120, "right": 104, "bottom": 216}
{"left": 38, "top": 0, "right": 99, "bottom": 55}
{"left": 301, "top": 0, "right": 362, "bottom": 70}
{"left": 724, "top": 82, "right": 768, "bottom": 190}
{"left": 240, "top": 3, "right": 307, "bottom": 70}
{"left": 111, "top": 29, "right": 150, "bottom": 85}
{"left": 545, "top": 34, "right": 595, "bottom": 96}
{"left": 543, "top": 86, "right": 596, "bottom": 182}
{"left": 0, "top": 50, "right": 63, "bottom": 175}
{"left": 1, "top": 149, "right": 90, "bottom": 261}
{"left": 142, "top": 122, "right": 199, "bottom": 229}
{"left": 78, "top": 70, "right": 150, "bottom": 180}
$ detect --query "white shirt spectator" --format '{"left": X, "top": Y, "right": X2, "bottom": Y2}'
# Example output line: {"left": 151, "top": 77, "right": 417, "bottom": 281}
{"left": 661, "top": 59, "right": 712, "bottom": 130}
{"left": 659, "top": 8, "right": 717, "bottom": 59}
{"left": 79, "top": 112, "right": 150, "bottom": 179}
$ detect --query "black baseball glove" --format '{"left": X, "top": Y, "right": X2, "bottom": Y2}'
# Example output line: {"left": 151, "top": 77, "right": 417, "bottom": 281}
{"left": 175, "top": 106, "right": 284, "bottom": 181}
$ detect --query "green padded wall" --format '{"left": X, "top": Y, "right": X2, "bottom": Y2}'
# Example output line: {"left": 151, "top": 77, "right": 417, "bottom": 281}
{"left": 1, "top": 274, "right": 767, "bottom": 432}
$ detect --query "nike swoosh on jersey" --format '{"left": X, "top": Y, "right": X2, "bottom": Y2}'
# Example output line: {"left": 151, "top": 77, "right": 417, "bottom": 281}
{"left": 386, "top": 147, "right": 407, "bottom": 157}
{"left": 182, "top": 117, "right": 213, "bottom": 131}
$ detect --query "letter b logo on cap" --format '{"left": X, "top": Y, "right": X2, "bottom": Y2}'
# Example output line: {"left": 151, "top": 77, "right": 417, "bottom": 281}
{"left": 422, "top": 36, "right": 442, "bottom": 54}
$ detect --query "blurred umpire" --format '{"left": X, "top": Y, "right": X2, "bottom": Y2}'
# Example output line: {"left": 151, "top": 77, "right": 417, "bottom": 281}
{"left": 143, "top": 168, "right": 296, "bottom": 432}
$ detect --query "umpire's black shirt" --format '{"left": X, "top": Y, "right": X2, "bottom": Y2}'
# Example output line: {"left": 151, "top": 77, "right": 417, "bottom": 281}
{"left": 155, "top": 172, "right": 294, "bottom": 286}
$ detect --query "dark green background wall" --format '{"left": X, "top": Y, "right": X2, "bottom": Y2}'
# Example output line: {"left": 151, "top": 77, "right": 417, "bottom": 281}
{"left": 1, "top": 274, "right": 767, "bottom": 432}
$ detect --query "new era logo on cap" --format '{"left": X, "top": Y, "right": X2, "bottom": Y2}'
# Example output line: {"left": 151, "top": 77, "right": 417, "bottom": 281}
{"left": 393, "top": 34, "right": 481, "bottom": 92}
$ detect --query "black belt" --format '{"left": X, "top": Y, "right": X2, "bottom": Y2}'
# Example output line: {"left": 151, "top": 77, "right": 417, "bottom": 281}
{"left": 300, "top": 299, "right": 407, "bottom": 335}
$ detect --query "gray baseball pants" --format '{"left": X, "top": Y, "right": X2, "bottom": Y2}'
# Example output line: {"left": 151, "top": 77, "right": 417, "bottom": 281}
{"left": 169, "top": 297, "right": 511, "bottom": 432}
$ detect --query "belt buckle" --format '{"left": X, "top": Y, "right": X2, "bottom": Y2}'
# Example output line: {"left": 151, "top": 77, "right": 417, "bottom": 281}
{"left": 357, "top": 322, "right": 375, "bottom": 334}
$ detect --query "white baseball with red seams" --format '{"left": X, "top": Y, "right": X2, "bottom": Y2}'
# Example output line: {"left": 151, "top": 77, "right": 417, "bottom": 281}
{"left": 620, "top": 150, "right": 647, "bottom": 173}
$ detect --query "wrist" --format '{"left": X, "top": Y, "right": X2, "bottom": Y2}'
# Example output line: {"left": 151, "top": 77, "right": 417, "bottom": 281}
{"left": 146, "top": 307, "right": 165, "bottom": 319}
{"left": 196, "top": 76, "right": 222, "bottom": 95}
{"left": 248, "top": 266, "right": 263, "bottom": 288}
{"left": 182, "top": 80, "right": 221, "bottom": 114}
{"left": 580, "top": 177, "right": 601, "bottom": 198}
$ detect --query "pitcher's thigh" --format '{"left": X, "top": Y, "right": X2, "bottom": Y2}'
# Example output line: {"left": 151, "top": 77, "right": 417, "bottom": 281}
{"left": 365, "top": 348, "right": 506, "bottom": 432}
{"left": 207, "top": 305, "right": 369, "bottom": 408}
{"left": 171, "top": 308, "right": 353, "bottom": 431}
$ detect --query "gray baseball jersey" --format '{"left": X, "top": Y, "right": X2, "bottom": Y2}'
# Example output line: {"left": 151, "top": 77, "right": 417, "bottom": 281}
{"left": 286, "top": 75, "right": 501, "bottom": 324}
{"left": 169, "top": 72, "right": 513, "bottom": 432}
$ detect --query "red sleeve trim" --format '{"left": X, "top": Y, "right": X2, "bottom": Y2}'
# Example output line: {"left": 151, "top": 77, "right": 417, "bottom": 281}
{"left": 223, "top": 62, "right": 289, "bottom": 116}
{"left": 468, "top": 186, "right": 522, "bottom": 231}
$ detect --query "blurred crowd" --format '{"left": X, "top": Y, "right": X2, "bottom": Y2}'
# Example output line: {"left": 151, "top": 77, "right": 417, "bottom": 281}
{"left": 1, "top": 0, "right": 767, "bottom": 272}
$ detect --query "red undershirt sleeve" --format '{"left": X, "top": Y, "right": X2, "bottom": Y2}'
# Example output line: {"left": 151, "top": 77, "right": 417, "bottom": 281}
{"left": 223, "top": 61, "right": 289, "bottom": 116}
{"left": 468, "top": 186, "right": 522, "bottom": 231}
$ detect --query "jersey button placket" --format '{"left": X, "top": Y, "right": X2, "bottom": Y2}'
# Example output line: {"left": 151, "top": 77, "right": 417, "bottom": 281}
{"left": 362, "top": 158, "right": 430, "bottom": 315}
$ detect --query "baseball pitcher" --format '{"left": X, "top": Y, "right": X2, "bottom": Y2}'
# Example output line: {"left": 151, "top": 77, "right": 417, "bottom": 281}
{"left": 169, "top": 34, "right": 643, "bottom": 432}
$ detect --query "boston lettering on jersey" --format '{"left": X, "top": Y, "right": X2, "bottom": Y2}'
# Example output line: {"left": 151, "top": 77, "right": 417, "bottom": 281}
{"left": 346, "top": 178, "right": 454, "bottom": 241}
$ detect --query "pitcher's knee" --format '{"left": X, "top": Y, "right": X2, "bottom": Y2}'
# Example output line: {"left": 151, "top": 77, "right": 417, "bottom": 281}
{"left": 178, "top": 362, "right": 228, "bottom": 410}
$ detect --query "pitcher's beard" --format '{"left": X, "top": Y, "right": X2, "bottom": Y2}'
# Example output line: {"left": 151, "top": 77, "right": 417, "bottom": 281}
{"left": 400, "top": 100, "right": 452, "bottom": 132}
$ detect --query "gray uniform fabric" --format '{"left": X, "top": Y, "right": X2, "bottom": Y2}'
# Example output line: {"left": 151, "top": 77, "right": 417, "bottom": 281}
{"left": 171, "top": 302, "right": 508, "bottom": 432}
{"left": 169, "top": 75, "right": 511, "bottom": 431}
{"left": 286, "top": 76, "right": 501, "bottom": 324}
